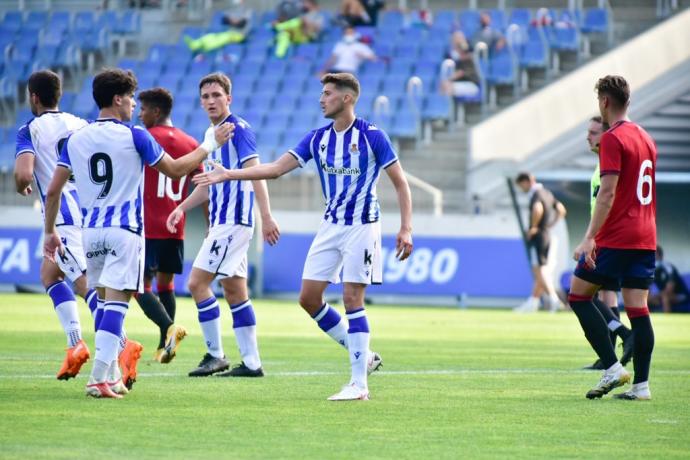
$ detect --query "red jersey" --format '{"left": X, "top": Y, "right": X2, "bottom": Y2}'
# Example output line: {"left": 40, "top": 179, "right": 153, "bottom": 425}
{"left": 144, "top": 125, "right": 200, "bottom": 239}
{"left": 596, "top": 121, "right": 656, "bottom": 250}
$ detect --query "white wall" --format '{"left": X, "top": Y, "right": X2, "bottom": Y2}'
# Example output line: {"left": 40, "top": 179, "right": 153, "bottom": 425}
{"left": 469, "top": 9, "right": 690, "bottom": 164}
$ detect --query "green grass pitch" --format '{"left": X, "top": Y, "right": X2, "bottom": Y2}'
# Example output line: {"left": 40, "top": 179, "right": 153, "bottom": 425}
{"left": 0, "top": 293, "right": 688, "bottom": 459}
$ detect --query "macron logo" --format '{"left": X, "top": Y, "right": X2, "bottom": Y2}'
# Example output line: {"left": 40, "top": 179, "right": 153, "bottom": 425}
{"left": 354, "top": 351, "right": 362, "bottom": 360}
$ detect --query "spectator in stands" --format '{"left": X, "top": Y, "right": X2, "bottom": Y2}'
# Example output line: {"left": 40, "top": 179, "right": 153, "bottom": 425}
{"left": 649, "top": 245, "right": 690, "bottom": 313}
{"left": 514, "top": 172, "right": 567, "bottom": 313}
{"left": 183, "top": 0, "right": 251, "bottom": 53}
{"left": 320, "top": 26, "right": 377, "bottom": 76}
{"left": 338, "top": 0, "right": 385, "bottom": 27}
{"left": 472, "top": 11, "right": 506, "bottom": 54}
{"left": 276, "top": 0, "right": 303, "bottom": 22}
{"left": 440, "top": 31, "right": 480, "bottom": 98}
{"left": 273, "top": 0, "right": 326, "bottom": 58}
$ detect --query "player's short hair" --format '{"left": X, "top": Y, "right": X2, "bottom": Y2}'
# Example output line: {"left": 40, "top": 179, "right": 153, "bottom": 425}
{"left": 590, "top": 115, "right": 603, "bottom": 124}
{"left": 199, "top": 72, "right": 232, "bottom": 95}
{"left": 27, "top": 70, "right": 62, "bottom": 108}
{"left": 137, "top": 87, "right": 174, "bottom": 119}
{"left": 93, "top": 68, "right": 138, "bottom": 109}
{"left": 321, "top": 73, "right": 360, "bottom": 101}
{"left": 515, "top": 172, "right": 533, "bottom": 184}
{"left": 595, "top": 75, "right": 629, "bottom": 108}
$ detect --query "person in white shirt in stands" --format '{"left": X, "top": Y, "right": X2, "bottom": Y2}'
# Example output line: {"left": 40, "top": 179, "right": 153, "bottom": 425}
{"left": 321, "top": 26, "right": 377, "bottom": 76}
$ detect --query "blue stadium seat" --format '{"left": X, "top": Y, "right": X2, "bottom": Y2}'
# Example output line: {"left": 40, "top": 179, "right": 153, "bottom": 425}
{"left": 147, "top": 43, "right": 172, "bottom": 62}
{"left": 378, "top": 11, "right": 404, "bottom": 33}
{"left": 35, "top": 44, "right": 58, "bottom": 66}
{"left": 372, "top": 42, "right": 394, "bottom": 60}
{"left": 581, "top": 8, "right": 609, "bottom": 34}
{"left": 248, "top": 94, "right": 274, "bottom": 113}
{"left": 114, "top": 10, "right": 141, "bottom": 35}
{"left": 74, "top": 11, "right": 96, "bottom": 34}
{"left": 419, "top": 40, "right": 447, "bottom": 61}
{"left": 165, "top": 53, "right": 192, "bottom": 74}
{"left": 188, "top": 59, "right": 214, "bottom": 76}
{"left": 459, "top": 10, "right": 481, "bottom": 40}
{"left": 156, "top": 74, "right": 182, "bottom": 92}
{"left": 240, "top": 110, "right": 264, "bottom": 129}
{"left": 289, "top": 112, "right": 316, "bottom": 133}
{"left": 433, "top": 10, "right": 456, "bottom": 33}
{"left": 117, "top": 58, "right": 139, "bottom": 75}
{"left": 96, "top": 10, "right": 117, "bottom": 32}
{"left": 487, "top": 49, "right": 515, "bottom": 86}
{"left": 231, "top": 74, "right": 257, "bottom": 94}
{"left": 388, "top": 110, "right": 419, "bottom": 139}
{"left": 381, "top": 74, "right": 410, "bottom": 95}
{"left": 220, "top": 43, "right": 245, "bottom": 61}
{"left": 179, "top": 26, "right": 204, "bottom": 42}
{"left": 359, "top": 59, "right": 387, "bottom": 76}
{"left": 60, "top": 91, "right": 76, "bottom": 113}
{"left": 422, "top": 94, "right": 452, "bottom": 121}
{"left": 549, "top": 26, "right": 579, "bottom": 52}
{"left": 294, "top": 43, "right": 319, "bottom": 60}
{"left": 520, "top": 40, "right": 548, "bottom": 69}
{"left": 394, "top": 44, "right": 420, "bottom": 61}
{"left": 263, "top": 58, "right": 288, "bottom": 75}
{"left": 186, "top": 117, "right": 211, "bottom": 141}
{"left": 11, "top": 41, "right": 36, "bottom": 64}
{"left": 50, "top": 11, "right": 71, "bottom": 33}
{"left": 24, "top": 11, "right": 48, "bottom": 32}
{"left": 389, "top": 60, "right": 414, "bottom": 76}
{"left": 489, "top": 9, "right": 507, "bottom": 31}
{"left": 358, "top": 74, "right": 383, "bottom": 94}
{"left": 2, "top": 11, "right": 23, "bottom": 33}
{"left": 509, "top": 8, "right": 532, "bottom": 28}
{"left": 41, "top": 28, "right": 66, "bottom": 47}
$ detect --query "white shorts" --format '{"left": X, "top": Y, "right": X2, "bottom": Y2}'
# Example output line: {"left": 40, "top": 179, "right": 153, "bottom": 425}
{"left": 83, "top": 227, "right": 144, "bottom": 292}
{"left": 303, "top": 221, "right": 382, "bottom": 285}
{"left": 55, "top": 225, "right": 87, "bottom": 282}
{"left": 193, "top": 224, "right": 252, "bottom": 279}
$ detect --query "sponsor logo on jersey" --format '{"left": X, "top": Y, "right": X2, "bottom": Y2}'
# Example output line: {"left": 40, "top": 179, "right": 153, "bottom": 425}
{"left": 320, "top": 161, "right": 361, "bottom": 176}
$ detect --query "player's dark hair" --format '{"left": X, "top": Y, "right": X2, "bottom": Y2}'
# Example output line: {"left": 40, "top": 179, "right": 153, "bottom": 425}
{"left": 321, "top": 73, "right": 360, "bottom": 100}
{"left": 595, "top": 75, "right": 630, "bottom": 109}
{"left": 199, "top": 72, "right": 232, "bottom": 95}
{"left": 515, "top": 172, "right": 532, "bottom": 184}
{"left": 137, "top": 87, "right": 174, "bottom": 119}
{"left": 27, "top": 70, "right": 62, "bottom": 108}
{"left": 92, "top": 68, "right": 138, "bottom": 109}
{"left": 590, "top": 115, "right": 602, "bottom": 124}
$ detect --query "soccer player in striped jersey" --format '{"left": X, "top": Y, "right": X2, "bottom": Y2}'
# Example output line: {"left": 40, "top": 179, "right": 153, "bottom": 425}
{"left": 166, "top": 72, "right": 280, "bottom": 378}
{"left": 43, "top": 68, "right": 232, "bottom": 398}
{"left": 193, "top": 72, "right": 414, "bottom": 401}
{"left": 13, "top": 70, "right": 135, "bottom": 385}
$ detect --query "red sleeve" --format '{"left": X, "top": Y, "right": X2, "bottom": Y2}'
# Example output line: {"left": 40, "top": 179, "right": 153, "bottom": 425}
{"left": 599, "top": 132, "right": 622, "bottom": 176}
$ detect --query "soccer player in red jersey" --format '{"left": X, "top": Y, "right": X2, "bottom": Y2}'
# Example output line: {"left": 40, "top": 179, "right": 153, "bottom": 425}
{"left": 135, "top": 88, "right": 199, "bottom": 363}
{"left": 569, "top": 75, "right": 657, "bottom": 400}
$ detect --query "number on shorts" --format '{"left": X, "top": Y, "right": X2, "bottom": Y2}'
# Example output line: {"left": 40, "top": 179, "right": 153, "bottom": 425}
{"left": 89, "top": 152, "right": 114, "bottom": 199}
{"left": 636, "top": 159, "right": 653, "bottom": 205}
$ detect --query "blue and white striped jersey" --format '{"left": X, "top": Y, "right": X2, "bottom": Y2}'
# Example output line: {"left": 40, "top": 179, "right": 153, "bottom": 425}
{"left": 289, "top": 118, "right": 398, "bottom": 225}
{"left": 58, "top": 118, "right": 164, "bottom": 235}
{"left": 15, "top": 111, "right": 88, "bottom": 227}
{"left": 205, "top": 113, "right": 258, "bottom": 228}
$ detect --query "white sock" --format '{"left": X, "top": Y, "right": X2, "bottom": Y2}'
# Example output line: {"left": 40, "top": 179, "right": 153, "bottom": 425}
{"left": 197, "top": 297, "right": 224, "bottom": 358}
{"left": 230, "top": 300, "right": 261, "bottom": 369}
{"left": 607, "top": 320, "right": 623, "bottom": 331}
{"left": 606, "top": 361, "right": 623, "bottom": 374}
{"left": 118, "top": 329, "right": 127, "bottom": 355}
{"left": 94, "top": 329, "right": 120, "bottom": 368}
{"left": 632, "top": 381, "right": 650, "bottom": 393}
{"left": 47, "top": 281, "right": 82, "bottom": 347}
{"left": 107, "top": 360, "right": 122, "bottom": 383}
{"left": 312, "top": 303, "right": 349, "bottom": 349}
{"left": 91, "top": 358, "right": 110, "bottom": 383}
{"left": 346, "top": 308, "right": 370, "bottom": 389}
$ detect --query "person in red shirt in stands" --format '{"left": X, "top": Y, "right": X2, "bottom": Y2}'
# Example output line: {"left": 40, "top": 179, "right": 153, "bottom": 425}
{"left": 136, "top": 87, "right": 201, "bottom": 363}
{"left": 569, "top": 75, "right": 657, "bottom": 401}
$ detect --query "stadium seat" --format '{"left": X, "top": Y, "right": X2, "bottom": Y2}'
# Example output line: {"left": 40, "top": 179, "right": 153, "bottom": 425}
{"left": 358, "top": 74, "right": 383, "bottom": 94}
{"left": 157, "top": 74, "right": 182, "bottom": 93}
{"left": 582, "top": 8, "right": 609, "bottom": 34}
{"left": 549, "top": 26, "right": 579, "bottom": 53}
{"left": 422, "top": 94, "right": 452, "bottom": 121}
{"left": 248, "top": 94, "right": 274, "bottom": 113}
{"left": 147, "top": 44, "right": 171, "bottom": 62}
{"left": 1, "top": 11, "right": 23, "bottom": 33}
{"left": 489, "top": 9, "right": 507, "bottom": 31}
{"left": 240, "top": 110, "right": 264, "bottom": 129}
{"left": 115, "top": 10, "right": 141, "bottom": 35}
{"left": 459, "top": 10, "right": 481, "bottom": 40}
{"left": 49, "top": 11, "right": 71, "bottom": 34}
{"left": 74, "top": 11, "right": 96, "bottom": 34}
{"left": 35, "top": 44, "right": 58, "bottom": 67}
{"left": 520, "top": 40, "right": 549, "bottom": 69}
{"left": 378, "top": 11, "right": 404, "bottom": 33}
{"left": 487, "top": 49, "right": 516, "bottom": 86}
{"left": 509, "top": 8, "right": 531, "bottom": 28}
{"left": 433, "top": 10, "right": 456, "bottom": 33}
{"left": 24, "top": 11, "right": 48, "bottom": 32}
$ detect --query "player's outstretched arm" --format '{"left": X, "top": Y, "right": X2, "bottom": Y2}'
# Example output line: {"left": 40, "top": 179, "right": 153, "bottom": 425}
{"left": 385, "top": 162, "right": 413, "bottom": 261}
{"left": 157, "top": 123, "right": 235, "bottom": 179}
{"left": 192, "top": 152, "right": 300, "bottom": 186}
{"left": 573, "top": 174, "right": 618, "bottom": 267}
{"left": 13, "top": 154, "right": 34, "bottom": 196}
{"left": 244, "top": 158, "right": 281, "bottom": 246}
{"left": 166, "top": 184, "right": 209, "bottom": 234}
{"left": 43, "top": 166, "right": 71, "bottom": 261}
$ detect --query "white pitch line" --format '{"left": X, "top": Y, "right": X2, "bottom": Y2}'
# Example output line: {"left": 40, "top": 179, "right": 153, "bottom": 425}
{"left": 2, "top": 368, "right": 690, "bottom": 379}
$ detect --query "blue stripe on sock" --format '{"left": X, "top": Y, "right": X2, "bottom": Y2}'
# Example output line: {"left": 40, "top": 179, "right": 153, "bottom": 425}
{"left": 197, "top": 299, "right": 220, "bottom": 323}
{"left": 94, "top": 299, "right": 104, "bottom": 331}
{"left": 317, "top": 306, "right": 341, "bottom": 332}
{"left": 86, "top": 289, "right": 98, "bottom": 314}
{"left": 231, "top": 302, "right": 256, "bottom": 328}
{"left": 98, "top": 309, "right": 125, "bottom": 337}
{"left": 197, "top": 297, "right": 217, "bottom": 309}
{"left": 347, "top": 315, "right": 370, "bottom": 334}
{"left": 311, "top": 303, "right": 327, "bottom": 319}
{"left": 46, "top": 281, "right": 75, "bottom": 305}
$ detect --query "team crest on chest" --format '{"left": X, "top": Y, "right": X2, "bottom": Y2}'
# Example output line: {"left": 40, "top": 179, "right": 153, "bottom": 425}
{"left": 350, "top": 143, "right": 359, "bottom": 153}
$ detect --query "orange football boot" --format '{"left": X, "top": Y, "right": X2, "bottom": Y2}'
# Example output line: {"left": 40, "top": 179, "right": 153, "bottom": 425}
{"left": 57, "top": 339, "right": 91, "bottom": 380}
{"left": 118, "top": 339, "right": 143, "bottom": 390}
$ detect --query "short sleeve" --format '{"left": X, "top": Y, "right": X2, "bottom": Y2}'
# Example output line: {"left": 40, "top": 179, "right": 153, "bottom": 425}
{"left": 366, "top": 126, "right": 398, "bottom": 168}
{"left": 131, "top": 125, "right": 165, "bottom": 166}
{"left": 232, "top": 120, "right": 258, "bottom": 164}
{"left": 288, "top": 130, "right": 315, "bottom": 167}
{"left": 599, "top": 132, "right": 622, "bottom": 176}
{"left": 15, "top": 124, "right": 35, "bottom": 158}
{"left": 57, "top": 135, "right": 73, "bottom": 171}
